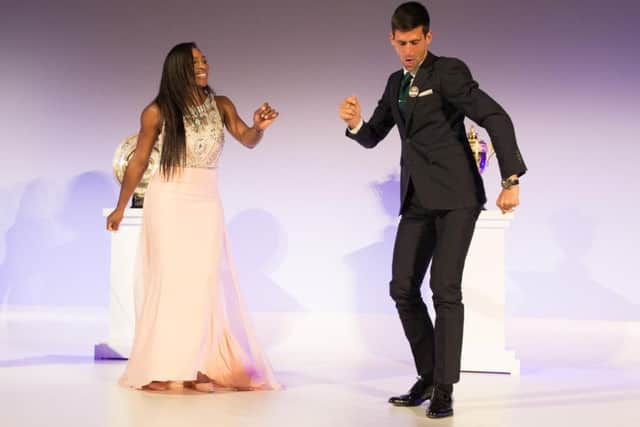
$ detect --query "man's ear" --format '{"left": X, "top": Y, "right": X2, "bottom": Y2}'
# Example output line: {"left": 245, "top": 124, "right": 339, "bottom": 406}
{"left": 425, "top": 29, "right": 433, "bottom": 45}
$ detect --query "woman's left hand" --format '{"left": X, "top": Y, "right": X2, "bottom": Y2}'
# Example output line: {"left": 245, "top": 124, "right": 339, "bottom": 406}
{"left": 253, "top": 102, "right": 279, "bottom": 130}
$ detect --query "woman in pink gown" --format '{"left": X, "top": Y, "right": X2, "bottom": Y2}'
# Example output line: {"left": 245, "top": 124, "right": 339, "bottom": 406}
{"left": 106, "top": 42, "right": 280, "bottom": 392}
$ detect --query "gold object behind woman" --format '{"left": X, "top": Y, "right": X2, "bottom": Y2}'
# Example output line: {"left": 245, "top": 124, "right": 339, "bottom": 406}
{"left": 112, "top": 134, "right": 161, "bottom": 208}
{"left": 467, "top": 126, "right": 495, "bottom": 174}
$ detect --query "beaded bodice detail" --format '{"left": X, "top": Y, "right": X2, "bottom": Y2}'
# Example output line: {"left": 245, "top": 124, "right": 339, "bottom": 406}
{"left": 157, "top": 95, "right": 225, "bottom": 169}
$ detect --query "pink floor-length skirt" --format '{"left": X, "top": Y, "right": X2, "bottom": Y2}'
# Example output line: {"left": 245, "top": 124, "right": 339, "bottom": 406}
{"left": 119, "top": 168, "right": 280, "bottom": 390}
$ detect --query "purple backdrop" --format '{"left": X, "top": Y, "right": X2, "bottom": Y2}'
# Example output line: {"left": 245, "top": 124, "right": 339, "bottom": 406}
{"left": 0, "top": 0, "right": 638, "bottom": 321}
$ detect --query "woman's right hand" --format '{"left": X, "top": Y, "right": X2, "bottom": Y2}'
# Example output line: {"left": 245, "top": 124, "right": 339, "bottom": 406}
{"left": 106, "top": 208, "right": 125, "bottom": 232}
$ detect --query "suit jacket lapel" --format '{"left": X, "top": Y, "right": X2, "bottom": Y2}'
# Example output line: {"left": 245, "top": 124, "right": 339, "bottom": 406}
{"left": 404, "top": 52, "right": 439, "bottom": 133}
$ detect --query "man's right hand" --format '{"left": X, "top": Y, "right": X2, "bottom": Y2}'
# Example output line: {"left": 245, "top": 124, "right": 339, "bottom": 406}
{"left": 339, "top": 96, "right": 362, "bottom": 130}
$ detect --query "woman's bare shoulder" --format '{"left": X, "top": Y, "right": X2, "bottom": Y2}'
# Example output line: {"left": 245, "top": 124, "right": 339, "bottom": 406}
{"left": 141, "top": 102, "right": 163, "bottom": 129}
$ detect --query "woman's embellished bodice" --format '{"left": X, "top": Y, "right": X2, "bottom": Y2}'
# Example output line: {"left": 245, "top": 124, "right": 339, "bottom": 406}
{"left": 157, "top": 94, "right": 225, "bottom": 168}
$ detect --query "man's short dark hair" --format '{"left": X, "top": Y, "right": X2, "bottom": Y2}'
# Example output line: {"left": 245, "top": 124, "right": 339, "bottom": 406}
{"left": 391, "top": 2, "right": 430, "bottom": 35}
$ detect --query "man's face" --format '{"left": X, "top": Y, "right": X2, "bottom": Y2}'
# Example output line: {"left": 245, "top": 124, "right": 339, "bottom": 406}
{"left": 390, "top": 26, "right": 432, "bottom": 72}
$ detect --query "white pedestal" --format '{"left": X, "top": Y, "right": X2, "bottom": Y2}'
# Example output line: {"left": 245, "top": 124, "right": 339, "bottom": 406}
{"left": 461, "top": 211, "right": 519, "bottom": 374}
{"left": 95, "top": 209, "right": 142, "bottom": 359}
{"left": 96, "top": 209, "right": 519, "bottom": 375}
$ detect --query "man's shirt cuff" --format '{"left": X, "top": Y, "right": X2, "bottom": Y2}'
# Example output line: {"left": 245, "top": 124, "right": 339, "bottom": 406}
{"left": 347, "top": 120, "right": 364, "bottom": 134}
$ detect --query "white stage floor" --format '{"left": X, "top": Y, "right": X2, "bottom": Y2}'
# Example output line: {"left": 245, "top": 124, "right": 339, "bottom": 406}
{"left": 1, "top": 311, "right": 639, "bottom": 427}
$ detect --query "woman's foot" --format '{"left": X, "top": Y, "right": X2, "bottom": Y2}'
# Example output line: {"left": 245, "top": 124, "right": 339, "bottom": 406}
{"left": 183, "top": 371, "right": 215, "bottom": 393}
{"left": 186, "top": 381, "right": 215, "bottom": 393}
{"left": 142, "top": 381, "right": 170, "bottom": 391}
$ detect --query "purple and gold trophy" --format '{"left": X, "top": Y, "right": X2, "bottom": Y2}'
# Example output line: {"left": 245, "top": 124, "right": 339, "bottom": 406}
{"left": 112, "top": 134, "right": 161, "bottom": 208}
{"left": 467, "top": 126, "right": 494, "bottom": 174}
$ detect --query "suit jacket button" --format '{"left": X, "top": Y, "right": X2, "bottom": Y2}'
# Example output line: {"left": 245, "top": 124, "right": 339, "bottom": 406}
{"left": 406, "top": 138, "right": 411, "bottom": 143}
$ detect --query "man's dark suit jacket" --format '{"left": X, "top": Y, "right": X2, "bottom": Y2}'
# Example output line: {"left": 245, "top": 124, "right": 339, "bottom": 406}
{"left": 347, "top": 52, "right": 527, "bottom": 213}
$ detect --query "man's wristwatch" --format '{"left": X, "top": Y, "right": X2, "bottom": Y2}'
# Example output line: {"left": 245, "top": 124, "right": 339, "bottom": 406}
{"left": 501, "top": 177, "right": 519, "bottom": 189}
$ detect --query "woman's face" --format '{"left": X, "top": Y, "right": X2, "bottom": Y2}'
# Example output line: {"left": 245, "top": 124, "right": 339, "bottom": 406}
{"left": 192, "top": 48, "right": 209, "bottom": 87}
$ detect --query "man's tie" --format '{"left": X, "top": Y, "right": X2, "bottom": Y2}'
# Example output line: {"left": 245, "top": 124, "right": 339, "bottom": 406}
{"left": 398, "top": 72, "right": 413, "bottom": 116}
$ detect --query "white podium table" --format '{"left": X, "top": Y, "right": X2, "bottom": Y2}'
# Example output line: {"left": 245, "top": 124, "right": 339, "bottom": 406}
{"left": 459, "top": 210, "right": 519, "bottom": 374}
{"left": 95, "top": 209, "right": 143, "bottom": 359}
{"left": 96, "top": 209, "right": 518, "bottom": 375}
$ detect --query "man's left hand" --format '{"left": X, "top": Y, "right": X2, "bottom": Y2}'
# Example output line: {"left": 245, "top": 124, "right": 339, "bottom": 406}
{"left": 496, "top": 185, "right": 519, "bottom": 214}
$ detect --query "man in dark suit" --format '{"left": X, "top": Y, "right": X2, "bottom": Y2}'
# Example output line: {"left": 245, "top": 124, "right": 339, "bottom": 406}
{"left": 339, "top": 2, "right": 527, "bottom": 419}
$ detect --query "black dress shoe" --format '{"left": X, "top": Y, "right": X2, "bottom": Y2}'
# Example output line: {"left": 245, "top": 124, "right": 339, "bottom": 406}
{"left": 427, "top": 384, "right": 453, "bottom": 418}
{"left": 388, "top": 377, "right": 434, "bottom": 407}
